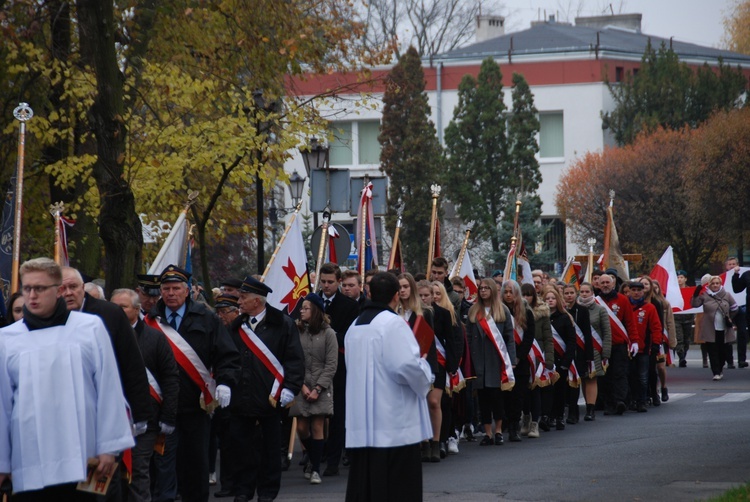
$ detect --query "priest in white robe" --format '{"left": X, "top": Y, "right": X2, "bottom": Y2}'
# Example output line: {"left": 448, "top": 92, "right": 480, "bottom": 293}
{"left": 344, "top": 272, "right": 433, "bottom": 502}
{"left": 0, "top": 257, "right": 134, "bottom": 498}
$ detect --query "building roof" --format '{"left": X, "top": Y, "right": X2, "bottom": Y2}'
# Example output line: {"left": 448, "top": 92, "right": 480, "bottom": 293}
{"left": 436, "top": 22, "right": 750, "bottom": 66}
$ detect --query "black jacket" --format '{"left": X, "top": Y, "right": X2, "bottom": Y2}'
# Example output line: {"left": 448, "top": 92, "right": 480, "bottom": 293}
{"left": 228, "top": 305, "right": 304, "bottom": 417}
{"left": 134, "top": 319, "right": 180, "bottom": 429}
{"left": 432, "top": 304, "right": 463, "bottom": 374}
{"left": 567, "top": 303, "right": 594, "bottom": 361}
{"left": 550, "top": 310, "right": 576, "bottom": 369}
{"left": 82, "top": 293, "right": 152, "bottom": 424}
{"left": 513, "top": 306, "right": 537, "bottom": 377}
{"left": 732, "top": 270, "right": 750, "bottom": 323}
{"left": 150, "top": 297, "right": 240, "bottom": 414}
{"left": 323, "top": 293, "right": 359, "bottom": 388}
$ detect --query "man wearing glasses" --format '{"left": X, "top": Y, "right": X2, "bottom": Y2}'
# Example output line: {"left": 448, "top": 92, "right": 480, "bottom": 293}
{"left": 0, "top": 257, "right": 134, "bottom": 498}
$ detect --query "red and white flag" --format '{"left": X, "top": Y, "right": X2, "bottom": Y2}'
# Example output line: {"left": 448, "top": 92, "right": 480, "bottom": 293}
{"left": 450, "top": 250, "right": 478, "bottom": 303}
{"left": 263, "top": 216, "right": 311, "bottom": 316}
{"left": 649, "top": 246, "right": 683, "bottom": 311}
{"left": 57, "top": 214, "right": 75, "bottom": 266}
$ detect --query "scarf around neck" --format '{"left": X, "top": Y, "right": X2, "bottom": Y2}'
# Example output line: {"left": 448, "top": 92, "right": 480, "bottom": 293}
{"left": 23, "top": 297, "right": 71, "bottom": 331}
{"left": 577, "top": 295, "right": 595, "bottom": 308}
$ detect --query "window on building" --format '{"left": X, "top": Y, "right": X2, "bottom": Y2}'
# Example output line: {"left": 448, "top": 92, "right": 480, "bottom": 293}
{"left": 329, "top": 122, "right": 353, "bottom": 166}
{"left": 539, "top": 112, "right": 564, "bottom": 158}
{"left": 615, "top": 66, "right": 624, "bottom": 82}
{"left": 358, "top": 120, "right": 381, "bottom": 165}
{"left": 541, "top": 217, "right": 566, "bottom": 264}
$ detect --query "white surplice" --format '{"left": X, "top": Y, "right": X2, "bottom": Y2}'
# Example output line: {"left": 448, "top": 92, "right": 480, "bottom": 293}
{"left": 0, "top": 311, "right": 135, "bottom": 492}
{"left": 345, "top": 309, "right": 432, "bottom": 448}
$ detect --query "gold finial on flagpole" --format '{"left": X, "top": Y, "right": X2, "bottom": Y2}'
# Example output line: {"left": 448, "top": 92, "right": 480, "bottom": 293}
{"left": 11, "top": 103, "right": 33, "bottom": 293}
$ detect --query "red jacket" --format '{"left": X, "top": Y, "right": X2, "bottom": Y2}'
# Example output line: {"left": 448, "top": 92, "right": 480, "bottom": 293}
{"left": 601, "top": 293, "right": 637, "bottom": 346}
{"left": 630, "top": 301, "right": 663, "bottom": 353}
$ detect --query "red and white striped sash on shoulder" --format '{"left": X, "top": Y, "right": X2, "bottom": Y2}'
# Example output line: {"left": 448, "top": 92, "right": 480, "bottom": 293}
{"left": 478, "top": 316, "right": 515, "bottom": 391}
{"left": 238, "top": 324, "right": 285, "bottom": 407}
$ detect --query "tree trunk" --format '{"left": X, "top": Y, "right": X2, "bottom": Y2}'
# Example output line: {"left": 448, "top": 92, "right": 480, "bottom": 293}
{"left": 77, "top": 0, "right": 142, "bottom": 295}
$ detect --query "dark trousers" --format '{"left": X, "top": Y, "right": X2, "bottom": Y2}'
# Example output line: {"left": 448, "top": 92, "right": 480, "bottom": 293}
{"left": 674, "top": 317, "right": 693, "bottom": 362}
{"left": 476, "top": 387, "right": 504, "bottom": 425}
{"left": 210, "top": 408, "right": 233, "bottom": 491}
{"left": 707, "top": 331, "right": 727, "bottom": 376}
{"left": 345, "top": 443, "right": 422, "bottom": 502}
{"left": 628, "top": 353, "right": 649, "bottom": 404}
{"left": 150, "top": 429, "right": 178, "bottom": 502}
{"left": 523, "top": 386, "right": 542, "bottom": 421}
{"left": 12, "top": 483, "right": 96, "bottom": 502}
{"left": 129, "top": 429, "right": 158, "bottom": 502}
{"left": 176, "top": 412, "right": 211, "bottom": 502}
{"left": 738, "top": 307, "right": 748, "bottom": 364}
{"left": 326, "top": 384, "right": 346, "bottom": 468}
{"left": 551, "top": 370, "right": 568, "bottom": 419}
{"left": 506, "top": 372, "right": 528, "bottom": 425}
{"left": 230, "top": 414, "right": 282, "bottom": 500}
{"left": 603, "top": 344, "right": 630, "bottom": 408}
{"left": 439, "top": 392, "right": 453, "bottom": 441}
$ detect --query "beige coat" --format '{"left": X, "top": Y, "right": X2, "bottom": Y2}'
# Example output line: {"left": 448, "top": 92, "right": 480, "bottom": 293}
{"left": 691, "top": 289, "right": 738, "bottom": 343}
{"left": 290, "top": 325, "right": 338, "bottom": 417}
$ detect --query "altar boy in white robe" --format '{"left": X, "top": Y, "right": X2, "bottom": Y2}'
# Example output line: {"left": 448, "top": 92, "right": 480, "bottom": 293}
{"left": 0, "top": 257, "right": 134, "bottom": 499}
{"left": 344, "top": 271, "right": 433, "bottom": 502}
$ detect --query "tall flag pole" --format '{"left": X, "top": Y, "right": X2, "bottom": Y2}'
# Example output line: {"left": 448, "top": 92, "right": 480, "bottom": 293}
{"left": 49, "top": 202, "right": 74, "bottom": 266}
{"left": 387, "top": 207, "right": 404, "bottom": 272}
{"left": 585, "top": 238, "right": 595, "bottom": 283}
{"left": 357, "top": 181, "right": 378, "bottom": 276}
{"left": 10, "top": 103, "right": 33, "bottom": 293}
{"left": 451, "top": 221, "right": 478, "bottom": 303}
{"left": 262, "top": 201, "right": 310, "bottom": 316}
{"left": 504, "top": 197, "right": 522, "bottom": 280}
{"left": 147, "top": 191, "right": 198, "bottom": 274}
{"left": 600, "top": 190, "right": 628, "bottom": 280}
{"left": 313, "top": 205, "right": 331, "bottom": 292}
{"left": 426, "top": 184, "right": 441, "bottom": 277}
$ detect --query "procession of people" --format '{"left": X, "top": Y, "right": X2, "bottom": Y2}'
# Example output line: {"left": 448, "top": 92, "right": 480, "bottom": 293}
{"left": 2, "top": 244, "right": 747, "bottom": 502}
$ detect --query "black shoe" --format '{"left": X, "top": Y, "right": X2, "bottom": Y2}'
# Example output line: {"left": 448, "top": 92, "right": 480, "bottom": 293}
{"left": 215, "top": 490, "right": 234, "bottom": 498}
{"left": 421, "top": 442, "right": 430, "bottom": 462}
{"left": 679, "top": 360, "right": 687, "bottom": 368}
{"left": 439, "top": 441, "right": 447, "bottom": 459}
{"left": 323, "top": 465, "right": 339, "bottom": 476}
{"left": 584, "top": 404, "right": 595, "bottom": 421}
{"left": 615, "top": 401, "right": 627, "bottom": 415}
{"left": 727, "top": 364, "right": 737, "bottom": 369}
{"left": 494, "top": 432, "right": 504, "bottom": 445}
{"left": 233, "top": 496, "right": 249, "bottom": 502}
{"left": 479, "top": 436, "right": 493, "bottom": 446}
{"left": 342, "top": 452, "right": 351, "bottom": 466}
{"left": 280, "top": 456, "right": 290, "bottom": 471}
{"left": 298, "top": 452, "right": 309, "bottom": 466}
{"left": 555, "top": 418, "right": 565, "bottom": 430}
{"left": 539, "top": 417, "right": 550, "bottom": 432}
{"left": 651, "top": 394, "right": 661, "bottom": 407}
{"left": 637, "top": 402, "right": 648, "bottom": 413}
{"left": 508, "top": 428, "right": 522, "bottom": 442}
{"left": 661, "top": 387, "right": 669, "bottom": 402}
{"left": 740, "top": 361, "right": 749, "bottom": 368}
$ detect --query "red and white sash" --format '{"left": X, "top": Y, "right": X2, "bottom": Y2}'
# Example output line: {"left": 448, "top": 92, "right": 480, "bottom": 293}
{"left": 144, "top": 315, "right": 216, "bottom": 406}
{"left": 435, "top": 336, "right": 466, "bottom": 394}
{"left": 551, "top": 325, "right": 581, "bottom": 388}
{"left": 573, "top": 322, "right": 586, "bottom": 351}
{"left": 595, "top": 296, "right": 631, "bottom": 347}
{"left": 591, "top": 325, "right": 603, "bottom": 354}
{"left": 146, "top": 368, "right": 163, "bottom": 404}
{"left": 238, "top": 324, "right": 285, "bottom": 406}
{"left": 512, "top": 317, "right": 544, "bottom": 388}
{"left": 478, "top": 316, "right": 515, "bottom": 391}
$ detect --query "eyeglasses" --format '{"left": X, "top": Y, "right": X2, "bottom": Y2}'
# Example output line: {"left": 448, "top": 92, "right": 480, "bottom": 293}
{"left": 22, "top": 284, "right": 60, "bottom": 295}
{"left": 478, "top": 286, "right": 491, "bottom": 291}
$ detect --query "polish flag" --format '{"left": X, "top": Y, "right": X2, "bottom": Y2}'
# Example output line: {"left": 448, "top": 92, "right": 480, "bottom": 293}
{"left": 649, "top": 246, "right": 683, "bottom": 311}
{"left": 450, "top": 249, "right": 478, "bottom": 303}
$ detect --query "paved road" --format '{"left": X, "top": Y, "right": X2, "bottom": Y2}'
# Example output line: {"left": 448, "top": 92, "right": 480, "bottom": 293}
{"left": 212, "top": 354, "right": 750, "bottom": 501}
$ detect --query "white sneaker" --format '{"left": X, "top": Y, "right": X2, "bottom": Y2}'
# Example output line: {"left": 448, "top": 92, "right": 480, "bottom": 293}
{"left": 527, "top": 422, "right": 540, "bottom": 438}
{"left": 520, "top": 414, "right": 531, "bottom": 436}
{"left": 447, "top": 437, "right": 459, "bottom": 455}
{"left": 719, "top": 373, "right": 724, "bottom": 380}
{"left": 713, "top": 374, "right": 721, "bottom": 381}
{"left": 208, "top": 472, "right": 217, "bottom": 486}
{"left": 310, "top": 471, "right": 322, "bottom": 484}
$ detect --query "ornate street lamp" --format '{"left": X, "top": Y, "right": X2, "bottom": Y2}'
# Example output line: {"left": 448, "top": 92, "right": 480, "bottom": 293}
{"left": 288, "top": 170, "right": 306, "bottom": 207}
{"left": 300, "top": 137, "right": 329, "bottom": 176}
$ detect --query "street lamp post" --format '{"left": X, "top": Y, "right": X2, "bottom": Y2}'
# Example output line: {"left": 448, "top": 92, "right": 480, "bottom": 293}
{"left": 268, "top": 170, "right": 307, "bottom": 250}
{"left": 299, "top": 138, "right": 330, "bottom": 229}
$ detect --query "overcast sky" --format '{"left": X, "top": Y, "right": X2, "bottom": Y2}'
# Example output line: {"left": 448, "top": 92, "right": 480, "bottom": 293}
{"left": 502, "top": 0, "right": 736, "bottom": 49}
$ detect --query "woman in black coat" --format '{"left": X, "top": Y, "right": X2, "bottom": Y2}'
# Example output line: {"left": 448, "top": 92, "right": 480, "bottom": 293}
{"left": 542, "top": 286, "right": 576, "bottom": 430}
{"left": 562, "top": 284, "right": 592, "bottom": 424}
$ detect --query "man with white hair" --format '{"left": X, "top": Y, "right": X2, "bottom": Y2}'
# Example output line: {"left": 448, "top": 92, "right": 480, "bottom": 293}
{"left": 0, "top": 258, "right": 134, "bottom": 497}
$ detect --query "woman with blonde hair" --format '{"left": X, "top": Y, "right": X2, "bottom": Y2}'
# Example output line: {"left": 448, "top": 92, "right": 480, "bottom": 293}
{"left": 399, "top": 273, "right": 440, "bottom": 462}
{"left": 542, "top": 286, "right": 576, "bottom": 430}
{"left": 691, "top": 275, "right": 739, "bottom": 380}
{"left": 467, "top": 278, "right": 515, "bottom": 445}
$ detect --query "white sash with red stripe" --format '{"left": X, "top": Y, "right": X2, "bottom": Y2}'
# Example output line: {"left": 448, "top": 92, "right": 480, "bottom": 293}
{"left": 478, "top": 317, "right": 515, "bottom": 391}
{"left": 573, "top": 322, "right": 586, "bottom": 350}
{"left": 595, "top": 296, "right": 631, "bottom": 347}
{"left": 144, "top": 316, "right": 216, "bottom": 407}
{"left": 512, "top": 317, "right": 543, "bottom": 388}
{"left": 551, "top": 326, "right": 581, "bottom": 388}
{"left": 146, "top": 368, "right": 163, "bottom": 404}
{"left": 434, "top": 336, "right": 466, "bottom": 394}
{"left": 591, "top": 326, "right": 603, "bottom": 353}
{"left": 238, "top": 324, "right": 285, "bottom": 406}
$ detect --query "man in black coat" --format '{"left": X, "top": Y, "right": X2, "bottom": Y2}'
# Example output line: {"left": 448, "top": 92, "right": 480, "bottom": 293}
{"left": 317, "top": 263, "right": 359, "bottom": 476}
{"left": 731, "top": 262, "right": 750, "bottom": 368}
{"left": 111, "top": 288, "right": 180, "bottom": 502}
{"left": 148, "top": 265, "right": 240, "bottom": 502}
{"left": 61, "top": 267, "right": 153, "bottom": 502}
{"left": 228, "top": 276, "right": 304, "bottom": 502}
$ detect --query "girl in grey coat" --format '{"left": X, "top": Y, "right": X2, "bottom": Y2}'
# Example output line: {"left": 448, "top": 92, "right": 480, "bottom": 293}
{"left": 290, "top": 293, "right": 338, "bottom": 484}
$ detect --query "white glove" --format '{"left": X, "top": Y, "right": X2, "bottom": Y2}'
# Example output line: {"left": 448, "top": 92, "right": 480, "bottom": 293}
{"left": 133, "top": 421, "right": 148, "bottom": 437}
{"left": 159, "top": 422, "right": 175, "bottom": 435}
{"left": 215, "top": 385, "right": 231, "bottom": 408}
{"left": 280, "top": 388, "right": 295, "bottom": 407}
{"left": 629, "top": 343, "right": 639, "bottom": 357}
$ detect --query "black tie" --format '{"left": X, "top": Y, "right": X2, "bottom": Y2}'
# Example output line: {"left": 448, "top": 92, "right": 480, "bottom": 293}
{"left": 324, "top": 299, "right": 331, "bottom": 312}
{"left": 169, "top": 312, "right": 178, "bottom": 330}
